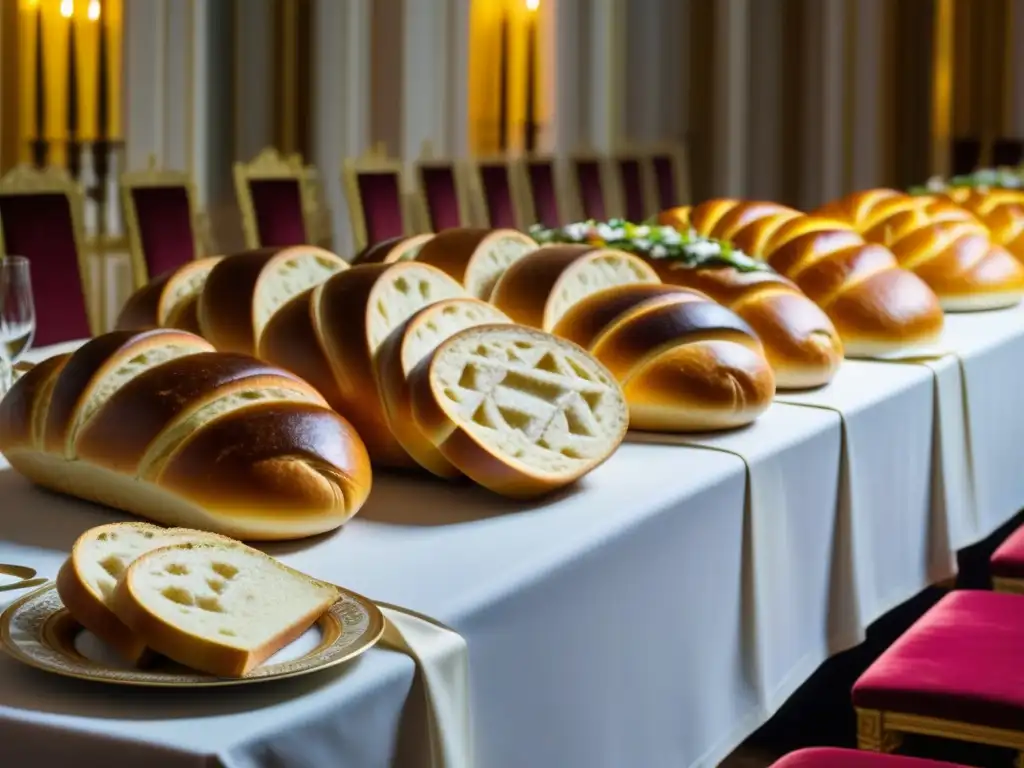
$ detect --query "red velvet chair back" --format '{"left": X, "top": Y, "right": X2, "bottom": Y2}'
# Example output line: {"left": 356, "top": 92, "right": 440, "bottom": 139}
{"left": 355, "top": 171, "right": 406, "bottom": 245}
{"left": 129, "top": 185, "right": 197, "bottom": 279}
{"left": 525, "top": 159, "right": 561, "bottom": 227}
{"left": 419, "top": 164, "right": 463, "bottom": 231}
{"left": 650, "top": 154, "right": 679, "bottom": 210}
{"left": 248, "top": 178, "right": 308, "bottom": 247}
{"left": 616, "top": 157, "right": 647, "bottom": 222}
{"left": 0, "top": 193, "right": 90, "bottom": 346}
{"left": 573, "top": 159, "right": 608, "bottom": 221}
{"left": 478, "top": 163, "right": 518, "bottom": 229}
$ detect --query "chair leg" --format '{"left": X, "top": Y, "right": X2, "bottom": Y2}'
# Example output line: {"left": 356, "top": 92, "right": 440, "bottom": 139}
{"left": 857, "top": 709, "right": 902, "bottom": 753}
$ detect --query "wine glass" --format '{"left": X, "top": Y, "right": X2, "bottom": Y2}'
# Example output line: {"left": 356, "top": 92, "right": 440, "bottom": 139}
{"left": 0, "top": 256, "right": 35, "bottom": 396}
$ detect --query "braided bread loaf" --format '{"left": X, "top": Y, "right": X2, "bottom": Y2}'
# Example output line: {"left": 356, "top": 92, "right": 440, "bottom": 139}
{"left": 657, "top": 201, "right": 945, "bottom": 357}
{"left": 551, "top": 284, "right": 775, "bottom": 431}
{"left": 351, "top": 234, "right": 435, "bottom": 265}
{"left": 116, "top": 257, "right": 223, "bottom": 335}
{"left": 923, "top": 187, "right": 1024, "bottom": 264}
{"left": 814, "top": 189, "right": 1024, "bottom": 311}
{"left": 0, "top": 329, "right": 372, "bottom": 540}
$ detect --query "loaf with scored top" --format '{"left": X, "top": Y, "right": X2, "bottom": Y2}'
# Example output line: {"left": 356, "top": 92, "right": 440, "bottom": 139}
{"left": 351, "top": 234, "right": 435, "bottom": 265}
{"left": 658, "top": 201, "right": 946, "bottom": 356}
{"left": 0, "top": 329, "right": 371, "bottom": 540}
{"left": 552, "top": 284, "right": 775, "bottom": 431}
{"left": 411, "top": 228, "right": 539, "bottom": 299}
{"left": 115, "top": 256, "right": 223, "bottom": 335}
{"left": 259, "top": 261, "right": 469, "bottom": 466}
{"left": 814, "top": 189, "right": 1024, "bottom": 311}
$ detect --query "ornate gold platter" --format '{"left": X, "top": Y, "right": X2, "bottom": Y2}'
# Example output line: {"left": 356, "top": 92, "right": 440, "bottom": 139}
{"left": 0, "top": 583, "right": 385, "bottom": 687}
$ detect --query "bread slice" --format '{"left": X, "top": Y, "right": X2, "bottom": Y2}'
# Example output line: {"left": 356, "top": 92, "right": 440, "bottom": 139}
{"left": 112, "top": 541, "right": 341, "bottom": 677}
{"left": 55, "top": 522, "right": 233, "bottom": 664}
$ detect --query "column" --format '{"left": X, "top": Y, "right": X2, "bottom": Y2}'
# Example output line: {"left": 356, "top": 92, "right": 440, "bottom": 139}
{"left": 712, "top": 0, "right": 750, "bottom": 198}
{"left": 553, "top": 0, "right": 586, "bottom": 152}
{"left": 588, "top": 0, "right": 625, "bottom": 150}
{"left": 233, "top": 0, "right": 274, "bottom": 163}
{"left": 848, "top": 0, "right": 886, "bottom": 191}
{"left": 746, "top": 0, "right": 785, "bottom": 201}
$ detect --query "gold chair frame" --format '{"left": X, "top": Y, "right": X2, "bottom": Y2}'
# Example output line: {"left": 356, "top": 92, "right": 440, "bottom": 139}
{"left": 120, "top": 156, "right": 204, "bottom": 289}
{"left": 993, "top": 576, "right": 1024, "bottom": 595}
{"left": 462, "top": 154, "right": 531, "bottom": 230}
{"left": 343, "top": 146, "right": 418, "bottom": 251}
{"left": 607, "top": 145, "right": 660, "bottom": 222}
{"left": 643, "top": 140, "right": 692, "bottom": 210}
{"left": 857, "top": 707, "right": 1024, "bottom": 766}
{"left": 234, "top": 147, "right": 317, "bottom": 250}
{"left": 566, "top": 149, "right": 620, "bottom": 223}
{"left": 413, "top": 147, "right": 475, "bottom": 232}
{"left": 514, "top": 154, "right": 575, "bottom": 228}
{"left": 0, "top": 165, "right": 99, "bottom": 336}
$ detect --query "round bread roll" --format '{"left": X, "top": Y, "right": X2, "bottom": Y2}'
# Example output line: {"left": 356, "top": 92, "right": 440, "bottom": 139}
{"left": 814, "top": 189, "right": 1024, "bottom": 311}
{"left": 490, "top": 245, "right": 661, "bottom": 331}
{"left": 115, "top": 257, "right": 223, "bottom": 335}
{"left": 556, "top": 288, "right": 775, "bottom": 431}
{"left": 412, "top": 228, "right": 538, "bottom": 299}
{"left": 375, "top": 298, "right": 513, "bottom": 478}
{"left": 644, "top": 262, "right": 843, "bottom": 389}
{"left": 260, "top": 262, "right": 470, "bottom": 466}
{"left": 407, "top": 324, "right": 629, "bottom": 498}
{"left": 668, "top": 200, "right": 945, "bottom": 356}
{"left": 197, "top": 245, "right": 348, "bottom": 355}
{"left": 351, "top": 234, "right": 435, "bottom": 266}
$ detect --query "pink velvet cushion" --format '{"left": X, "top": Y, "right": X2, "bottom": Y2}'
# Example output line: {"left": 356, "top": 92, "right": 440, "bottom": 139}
{"left": 248, "top": 178, "right": 308, "bottom": 247}
{"left": 479, "top": 164, "right": 517, "bottom": 228}
{"left": 852, "top": 590, "right": 1024, "bottom": 730}
{"left": 526, "top": 161, "right": 560, "bottom": 227}
{"left": 0, "top": 193, "right": 90, "bottom": 346}
{"left": 772, "top": 748, "right": 965, "bottom": 767}
{"left": 990, "top": 524, "right": 1024, "bottom": 579}
{"left": 574, "top": 159, "right": 607, "bottom": 221}
{"left": 356, "top": 172, "right": 405, "bottom": 244}
{"left": 651, "top": 155, "right": 678, "bottom": 210}
{"left": 420, "top": 166, "right": 462, "bottom": 231}
{"left": 617, "top": 158, "right": 646, "bottom": 222}
{"left": 130, "top": 185, "right": 196, "bottom": 279}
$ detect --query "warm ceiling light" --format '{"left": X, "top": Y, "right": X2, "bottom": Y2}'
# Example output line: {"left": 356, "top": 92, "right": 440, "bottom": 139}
{"left": 526, "top": 0, "right": 539, "bottom": 10}
{"left": 87, "top": 0, "right": 100, "bottom": 19}
{"left": 60, "top": 0, "right": 74, "bottom": 18}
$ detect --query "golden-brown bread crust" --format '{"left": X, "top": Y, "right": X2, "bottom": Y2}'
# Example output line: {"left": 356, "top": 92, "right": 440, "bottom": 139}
{"left": 673, "top": 199, "right": 945, "bottom": 355}
{"left": 489, "top": 245, "right": 661, "bottom": 330}
{"left": 814, "top": 190, "right": 1024, "bottom": 310}
{"left": 412, "top": 228, "right": 538, "bottom": 299}
{"left": 406, "top": 324, "right": 629, "bottom": 497}
{"left": 115, "top": 274, "right": 172, "bottom": 332}
{"left": 43, "top": 330, "right": 214, "bottom": 456}
{"left": 552, "top": 284, "right": 706, "bottom": 348}
{"left": 197, "top": 246, "right": 346, "bottom": 354}
{"left": 115, "top": 257, "right": 223, "bottom": 333}
{"left": 75, "top": 353, "right": 322, "bottom": 475}
{"left": 929, "top": 188, "right": 1024, "bottom": 262}
{"left": 0, "top": 354, "right": 69, "bottom": 450}
{"left": 351, "top": 234, "right": 435, "bottom": 265}
{"left": 374, "top": 298, "right": 512, "bottom": 478}
{"left": 644, "top": 263, "right": 843, "bottom": 389}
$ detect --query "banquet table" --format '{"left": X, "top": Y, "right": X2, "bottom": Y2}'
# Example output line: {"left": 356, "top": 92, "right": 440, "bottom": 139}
{"left": 1, "top": 306, "right": 1024, "bottom": 768}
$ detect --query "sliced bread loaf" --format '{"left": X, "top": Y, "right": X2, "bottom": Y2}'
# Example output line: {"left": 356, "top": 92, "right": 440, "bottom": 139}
{"left": 56, "top": 522, "right": 232, "bottom": 664}
{"left": 112, "top": 541, "right": 341, "bottom": 677}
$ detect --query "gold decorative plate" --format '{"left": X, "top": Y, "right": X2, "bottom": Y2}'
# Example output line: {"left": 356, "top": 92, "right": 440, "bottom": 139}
{"left": 0, "top": 583, "right": 385, "bottom": 687}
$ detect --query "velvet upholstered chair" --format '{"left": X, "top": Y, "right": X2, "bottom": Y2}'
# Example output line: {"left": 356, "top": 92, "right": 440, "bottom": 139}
{"left": 463, "top": 155, "right": 529, "bottom": 230}
{"left": 567, "top": 150, "right": 614, "bottom": 222}
{"left": 609, "top": 147, "right": 658, "bottom": 222}
{"left": 234, "top": 147, "right": 314, "bottom": 249}
{"left": 343, "top": 147, "right": 417, "bottom": 250}
{"left": 853, "top": 590, "right": 1024, "bottom": 764}
{"left": 646, "top": 142, "right": 691, "bottom": 211}
{"left": 414, "top": 154, "right": 473, "bottom": 232}
{"left": 120, "top": 160, "right": 204, "bottom": 289}
{"left": 517, "top": 155, "right": 570, "bottom": 228}
{"left": 770, "top": 748, "right": 965, "bottom": 767}
{"left": 0, "top": 166, "right": 95, "bottom": 346}
{"left": 990, "top": 524, "right": 1024, "bottom": 594}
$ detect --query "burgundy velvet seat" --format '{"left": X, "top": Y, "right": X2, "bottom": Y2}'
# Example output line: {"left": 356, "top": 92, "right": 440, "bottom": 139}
{"left": 418, "top": 164, "right": 464, "bottom": 231}
{"left": 771, "top": 748, "right": 965, "bottom": 767}
{"left": 615, "top": 156, "right": 647, "bottom": 222}
{"left": 523, "top": 158, "right": 561, "bottom": 227}
{"left": 0, "top": 192, "right": 90, "bottom": 346}
{"left": 128, "top": 185, "right": 197, "bottom": 279}
{"left": 572, "top": 158, "right": 608, "bottom": 221}
{"left": 355, "top": 170, "right": 406, "bottom": 245}
{"left": 477, "top": 162, "right": 518, "bottom": 229}
{"left": 650, "top": 152, "right": 681, "bottom": 210}
{"left": 990, "top": 524, "right": 1024, "bottom": 590}
{"left": 853, "top": 590, "right": 1024, "bottom": 757}
{"left": 247, "top": 177, "right": 308, "bottom": 247}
